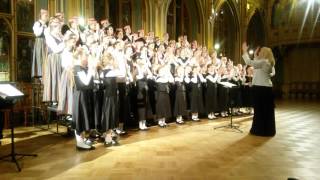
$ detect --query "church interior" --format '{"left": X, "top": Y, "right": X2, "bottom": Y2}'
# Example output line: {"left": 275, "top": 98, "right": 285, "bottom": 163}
{"left": 0, "top": 0, "right": 320, "bottom": 179}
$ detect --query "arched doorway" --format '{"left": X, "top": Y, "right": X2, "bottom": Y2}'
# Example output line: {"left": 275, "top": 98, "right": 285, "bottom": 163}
{"left": 247, "top": 10, "right": 266, "bottom": 47}
{"left": 213, "top": 1, "right": 239, "bottom": 61}
{"left": 166, "top": 0, "right": 200, "bottom": 41}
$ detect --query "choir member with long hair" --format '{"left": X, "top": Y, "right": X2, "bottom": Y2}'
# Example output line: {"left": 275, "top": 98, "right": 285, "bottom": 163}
{"left": 72, "top": 47, "right": 95, "bottom": 150}
{"left": 174, "top": 66, "right": 188, "bottom": 124}
{"left": 242, "top": 65, "right": 254, "bottom": 114}
{"left": 155, "top": 65, "right": 174, "bottom": 127}
{"left": 113, "top": 41, "right": 127, "bottom": 135}
{"left": 57, "top": 32, "right": 77, "bottom": 116}
{"left": 217, "top": 64, "right": 229, "bottom": 117}
{"left": 134, "top": 57, "right": 153, "bottom": 130}
{"left": 32, "top": 9, "right": 48, "bottom": 78}
{"left": 43, "top": 17, "right": 65, "bottom": 104}
{"left": 205, "top": 64, "right": 219, "bottom": 119}
{"left": 190, "top": 66, "right": 206, "bottom": 121}
{"left": 100, "top": 52, "right": 121, "bottom": 146}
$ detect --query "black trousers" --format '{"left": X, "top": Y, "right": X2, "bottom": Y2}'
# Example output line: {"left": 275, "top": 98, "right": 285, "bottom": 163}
{"left": 118, "top": 83, "right": 130, "bottom": 129}
{"left": 251, "top": 86, "right": 276, "bottom": 136}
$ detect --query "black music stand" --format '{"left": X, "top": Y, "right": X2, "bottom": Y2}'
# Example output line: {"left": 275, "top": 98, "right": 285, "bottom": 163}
{"left": 0, "top": 83, "right": 37, "bottom": 172}
{"left": 214, "top": 82, "right": 243, "bottom": 133}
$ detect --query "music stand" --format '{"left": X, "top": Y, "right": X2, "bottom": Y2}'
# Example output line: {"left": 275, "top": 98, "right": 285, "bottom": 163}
{"left": 0, "top": 83, "right": 37, "bottom": 172}
{"left": 214, "top": 82, "right": 243, "bottom": 133}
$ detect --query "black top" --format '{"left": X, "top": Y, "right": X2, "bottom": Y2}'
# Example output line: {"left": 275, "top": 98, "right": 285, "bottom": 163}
{"left": 61, "top": 24, "right": 70, "bottom": 35}
{"left": 101, "top": 69, "right": 118, "bottom": 97}
{"left": 73, "top": 65, "right": 94, "bottom": 90}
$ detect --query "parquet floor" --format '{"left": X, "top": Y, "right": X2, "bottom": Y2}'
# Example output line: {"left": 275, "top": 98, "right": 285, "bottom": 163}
{"left": 0, "top": 100, "right": 320, "bottom": 180}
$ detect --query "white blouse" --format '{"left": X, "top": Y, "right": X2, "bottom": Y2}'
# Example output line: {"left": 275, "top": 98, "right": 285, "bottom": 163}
{"left": 77, "top": 70, "right": 93, "bottom": 86}
{"left": 33, "top": 21, "right": 46, "bottom": 37}
{"left": 61, "top": 49, "right": 73, "bottom": 69}
{"left": 45, "top": 33, "right": 65, "bottom": 54}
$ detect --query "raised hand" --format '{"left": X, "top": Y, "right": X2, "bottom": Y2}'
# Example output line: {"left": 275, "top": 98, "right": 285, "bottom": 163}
{"left": 242, "top": 42, "right": 248, "bottom": 53}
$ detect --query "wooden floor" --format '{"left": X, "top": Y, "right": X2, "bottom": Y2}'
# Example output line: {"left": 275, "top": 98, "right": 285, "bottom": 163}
{"left": 0, "top": 100, "right": 320, "bottom": 180}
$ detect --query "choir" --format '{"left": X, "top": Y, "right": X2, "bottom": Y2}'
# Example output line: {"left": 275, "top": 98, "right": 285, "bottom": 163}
{"left": 32, "top": 10, "right": 255, "bottom": 150}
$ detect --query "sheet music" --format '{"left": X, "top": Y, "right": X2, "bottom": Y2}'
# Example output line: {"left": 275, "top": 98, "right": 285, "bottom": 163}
{"left": 0, "top": 84, "right": 24, "bottom": 99}
{"left": 218, "top": 81, "right": 237, "bottom": 88}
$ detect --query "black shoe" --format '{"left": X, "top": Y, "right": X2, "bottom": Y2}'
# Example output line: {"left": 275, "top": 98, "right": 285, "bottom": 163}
{"left": 104, "top": 141, "right": 112, "bottom": 147}
{"left": 89, "top": 130, "right": 102, "bottom": 139}
{"left": 158, "top": 124, "right": 167, "bottom": 128}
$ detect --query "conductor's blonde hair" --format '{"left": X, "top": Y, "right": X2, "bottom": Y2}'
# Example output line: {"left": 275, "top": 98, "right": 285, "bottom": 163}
{"left": 259, "top": 47, "right": 275, "bottom": 66}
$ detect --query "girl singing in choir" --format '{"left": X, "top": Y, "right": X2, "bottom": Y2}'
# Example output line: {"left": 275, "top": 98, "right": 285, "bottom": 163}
{"left": 155, "top": 65, "right": 174, "bottom": 127}
{"left": 72, "top": 47, "right": 95, "bottom": 150}
{"left": 190, "top": 66, "right": 206, "bottom": 121}
{"left": 32, "top": 9, "right": 48, "bottom": 78}
{"left": 43, "top": 17, "right": 65, "bottom": 104}
{"left": 100, "top": 53, "right": 121, "bottom": 146}
{"left": 134, "top": 57, "right": 153, "bottom": 130}
{"left": 57, "top": 32, "right": 77, "bottom": 116}
{"left": 174, "top": 66, "right": 188, "bottom": 124}
{"left": 205, "top": 64, "right": 219, "bottom": 119}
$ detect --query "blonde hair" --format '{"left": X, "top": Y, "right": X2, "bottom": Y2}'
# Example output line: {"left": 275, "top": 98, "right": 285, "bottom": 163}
{"left": 259, "top": 47, "right": 275, "bottom": 66}
{"left": 101, "top": 53, "right": 118, "bottom": 69}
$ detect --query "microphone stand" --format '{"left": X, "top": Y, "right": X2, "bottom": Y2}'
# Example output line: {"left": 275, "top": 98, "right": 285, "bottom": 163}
{"left": 214, "top": 84, "right": 243, "bottom": 133}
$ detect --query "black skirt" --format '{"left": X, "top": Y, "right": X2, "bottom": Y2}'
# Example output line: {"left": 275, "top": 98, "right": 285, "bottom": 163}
{"left": 93, "top": 88, "right": 104, "bottom": 130}
{"left": 72, "top": 89, "right": 94, "bottom": 134}
{"left": 229, "top": 86, "right": 242, "bottom": 108}
{"left": 118, "top": 82, "right": 131, "bottom": 127}
{"left": 185, "top": 83, "right": 192, "bottom": 110}
{"left": 174, "top": 82, "right": 188, "bottom": 116}
{"left": 136, "top": 79, "right": 153, "bottom": 121}
{"left": 128, "top": 83, "right": 138, "bottom": 126}
{"left": 250, "top": 86, "right": 276, "bottom": 136}
{"left": 241, "top": 85, "right": 253, "bottom": 107}
{"left": 156, "top": 83, "right": 172, "bottom": 118}
{"left": 206, "top": 81, "right": 218, "bottom": 113}
{"left": 190, "top": 83, "right": 205, "bottom": 113}
{"left": 101, "top": 77, "right": 119, "bottom": 132}
{"left": 147, "top": 79, "right": 157, "bottom": 115}
{"left": 217, "top": 84, "right": 229, "bottom": 111}
{"left": 101, "top": 96, "right": 118, "bottom": 131}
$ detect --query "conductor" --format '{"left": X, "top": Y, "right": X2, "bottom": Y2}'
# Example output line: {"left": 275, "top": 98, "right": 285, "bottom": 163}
{"left": 242, "top": 42, "right": 276, "bottom": 136}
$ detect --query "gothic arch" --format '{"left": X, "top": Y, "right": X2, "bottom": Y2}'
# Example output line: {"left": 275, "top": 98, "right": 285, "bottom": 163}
{"left": 213, "top": 0, "right": 240, "bottom": 31}
{"left": 247, "top": 9, "right": 266, "bottom": 47}
{"left": 164, "top": 0, "right": 204, "bottom": 43}
{"left": 212, "top": 0, "right": 240, "bottom": 61}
